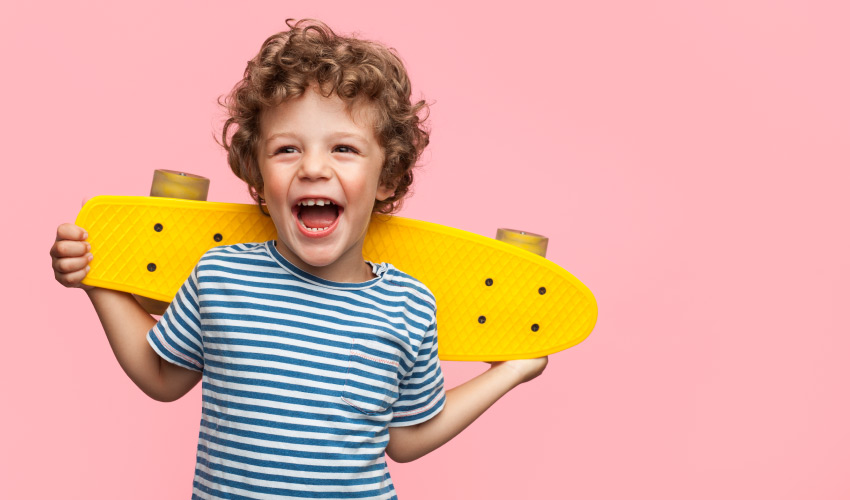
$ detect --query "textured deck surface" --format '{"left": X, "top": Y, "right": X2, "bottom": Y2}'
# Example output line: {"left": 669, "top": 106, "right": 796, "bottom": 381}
{"left": 77, "top": 196, "right": 598, "bottom": 360}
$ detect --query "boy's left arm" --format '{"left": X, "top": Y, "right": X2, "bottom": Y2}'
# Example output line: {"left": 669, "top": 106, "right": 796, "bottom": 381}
{"left": 386, "top": 357, "right": 548, "bottom": 463}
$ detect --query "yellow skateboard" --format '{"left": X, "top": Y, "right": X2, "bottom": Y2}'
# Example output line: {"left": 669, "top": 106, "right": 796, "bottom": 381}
{"left": 76, "top": 175, "right": 597, "bottom": 361}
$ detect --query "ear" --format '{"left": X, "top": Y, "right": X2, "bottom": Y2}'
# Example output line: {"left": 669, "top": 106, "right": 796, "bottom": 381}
{"left": 376, "top": 183, "right": 395, "bottom": 202}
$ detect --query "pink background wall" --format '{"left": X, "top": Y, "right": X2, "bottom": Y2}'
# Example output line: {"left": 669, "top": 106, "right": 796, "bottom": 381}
{"left": 3, "top": 1, "right": 848, "bottom": 498}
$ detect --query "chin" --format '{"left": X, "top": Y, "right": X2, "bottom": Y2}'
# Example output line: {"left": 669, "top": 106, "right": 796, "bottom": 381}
{"left": 295, "top": 248, "right": 342, "bottom": 269}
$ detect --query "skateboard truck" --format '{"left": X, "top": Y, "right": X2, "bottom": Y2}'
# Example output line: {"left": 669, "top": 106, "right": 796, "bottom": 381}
{"left": 138, "top": 170, "right": 553, "bottom": 317}
{"left": 134, "top": 170, "right": 211, "bottom": 315}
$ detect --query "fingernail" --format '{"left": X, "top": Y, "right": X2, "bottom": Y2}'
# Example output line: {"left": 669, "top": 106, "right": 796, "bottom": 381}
{"left": 83, "top": 232, "right": 89, "bottom": 240}
{"left": 86, "top": 243, "right": 91, "bottom": 251}
{"left": 87, "top": 253, "right": 93, "bottom": 261}
{"left": 85, "top": 266, "right": 90, "bottom": 272}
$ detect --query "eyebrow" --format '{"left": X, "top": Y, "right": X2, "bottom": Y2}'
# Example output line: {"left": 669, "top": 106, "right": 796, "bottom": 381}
{"left": 264, "top": 131, "right": 369, "bottom": 145}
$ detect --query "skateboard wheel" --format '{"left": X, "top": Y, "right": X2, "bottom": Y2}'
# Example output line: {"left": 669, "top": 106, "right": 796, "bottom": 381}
{"left": 150, "top": 169, "right": 210, "bottom": 201}
{"left": 495, "top": 228, "right": 548, "bottom": 257}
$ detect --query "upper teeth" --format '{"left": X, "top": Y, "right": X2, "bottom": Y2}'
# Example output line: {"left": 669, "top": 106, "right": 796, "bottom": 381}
{"left": 298, "top": 199, "right": 334, "bottom": 206}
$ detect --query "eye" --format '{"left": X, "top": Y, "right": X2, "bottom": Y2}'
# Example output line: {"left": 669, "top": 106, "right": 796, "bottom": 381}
{"left": 333, "top": 145, "right": 359, "bottom": 154}
{"left": 273, "top": 146, "right": 298, "bottom": 155}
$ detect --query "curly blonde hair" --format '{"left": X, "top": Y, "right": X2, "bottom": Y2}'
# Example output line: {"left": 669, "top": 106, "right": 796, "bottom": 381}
{"left": 220, "top": 19, "right": 430, "bottom": 214}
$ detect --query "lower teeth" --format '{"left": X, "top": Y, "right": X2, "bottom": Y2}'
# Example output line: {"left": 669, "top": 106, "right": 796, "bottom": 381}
{"left": 299, "top": 221, "right": 330, "bottom": 231}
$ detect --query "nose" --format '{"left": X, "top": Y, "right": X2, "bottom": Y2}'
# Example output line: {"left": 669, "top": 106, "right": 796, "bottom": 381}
{"left": 298, "top": 152, "right": 332, "bottom": 181}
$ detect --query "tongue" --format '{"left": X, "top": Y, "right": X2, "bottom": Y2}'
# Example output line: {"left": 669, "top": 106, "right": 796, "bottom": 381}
{"left": 300, "top": 205, "right": 338, "bottom": 228}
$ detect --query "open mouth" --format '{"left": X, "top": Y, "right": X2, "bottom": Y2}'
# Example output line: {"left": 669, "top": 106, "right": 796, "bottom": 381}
{"left": 292, "top": 198, "right": 343, "bottom": 235}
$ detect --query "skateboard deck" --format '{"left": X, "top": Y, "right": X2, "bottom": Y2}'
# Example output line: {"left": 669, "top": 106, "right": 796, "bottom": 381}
{"left": 76, "top": 195, "right": 598, "bottom": 361}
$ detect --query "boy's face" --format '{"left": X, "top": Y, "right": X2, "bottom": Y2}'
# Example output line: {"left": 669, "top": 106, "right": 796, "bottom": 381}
{"left": 258, "top": 87, "right": 394, "bottom": 283}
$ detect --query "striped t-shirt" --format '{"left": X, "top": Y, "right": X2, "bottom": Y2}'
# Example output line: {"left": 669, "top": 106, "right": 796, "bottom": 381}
{"left": 147, "top": 241, "right": 446, "bottom": 499}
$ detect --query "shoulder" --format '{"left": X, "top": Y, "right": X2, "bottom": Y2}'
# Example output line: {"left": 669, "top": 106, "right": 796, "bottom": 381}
{"left": 376, "top": 264, "right": 437, "bottom": 317}
{"left": 195, "top": 242, "right": 274, "bottom": 276}
{"left": 198, "top": 241, "right": 269, "bottom": 260}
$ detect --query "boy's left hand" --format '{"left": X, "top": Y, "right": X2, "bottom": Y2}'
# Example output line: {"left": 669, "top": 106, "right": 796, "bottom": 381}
{"left": 488, "top": 356, "right": 548, "bottom": 385}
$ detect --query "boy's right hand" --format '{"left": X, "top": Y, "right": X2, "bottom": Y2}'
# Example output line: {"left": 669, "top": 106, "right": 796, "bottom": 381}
{"left": 51, "top": 223, "right": 94, "bottom": 291}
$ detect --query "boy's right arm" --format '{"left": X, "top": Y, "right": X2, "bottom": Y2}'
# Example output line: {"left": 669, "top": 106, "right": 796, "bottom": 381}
{"left": 52, "top": 223, "right": 201, "bottom": 402}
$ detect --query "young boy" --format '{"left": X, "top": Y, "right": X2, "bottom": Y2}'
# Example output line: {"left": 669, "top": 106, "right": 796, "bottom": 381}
{"left": 50, "top": 19, "right": 547, "bottom": 499}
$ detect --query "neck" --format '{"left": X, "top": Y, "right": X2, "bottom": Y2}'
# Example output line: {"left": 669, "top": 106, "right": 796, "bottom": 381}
{"left": 273, "top": 241, "right": 375, "bottom": 283}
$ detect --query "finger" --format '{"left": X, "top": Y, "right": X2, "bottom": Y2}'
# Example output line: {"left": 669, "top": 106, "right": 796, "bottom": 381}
{"left": 53, "top": 253, "right": 93, "bottom": 274}
{"left": 56, "top": 223, "right": 88, "bottom": 242}
{"left": 50, "top": 239, "right": 90, "bottom": 259}
{"left": 55, "top": 265, "right": 90, "bottom": 288}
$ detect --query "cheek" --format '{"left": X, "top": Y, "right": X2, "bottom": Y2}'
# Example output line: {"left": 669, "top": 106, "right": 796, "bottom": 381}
{"left": 261, "top": 174, "right": 290, "bottom": 211}
{"left": 266, "top": 184, "right": 288, "bottom": 206}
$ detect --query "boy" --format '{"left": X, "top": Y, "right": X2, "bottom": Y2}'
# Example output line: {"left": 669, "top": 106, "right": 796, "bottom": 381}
{"left": 51, "top": 19, "right": 546, "bottom": 499}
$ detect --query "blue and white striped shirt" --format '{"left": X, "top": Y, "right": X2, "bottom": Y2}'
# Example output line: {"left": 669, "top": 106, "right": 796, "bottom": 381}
{"left": 147, "top": 241, "right": 446, "bottom": 499}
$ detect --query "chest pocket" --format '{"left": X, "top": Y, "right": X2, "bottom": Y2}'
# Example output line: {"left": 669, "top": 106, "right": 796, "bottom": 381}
{"left": 342, "top": 338, "right": 402, "bottom": 415}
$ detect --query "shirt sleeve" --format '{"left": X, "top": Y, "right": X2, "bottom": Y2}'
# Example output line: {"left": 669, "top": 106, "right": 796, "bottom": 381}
{"left": 146, "top": 265, "right": 204, "bottom": 372}
{"left": 390, "top": 318, "right": 445, "bottom": 426}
